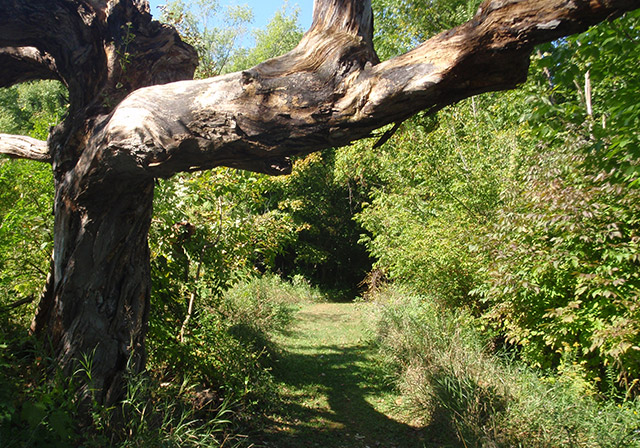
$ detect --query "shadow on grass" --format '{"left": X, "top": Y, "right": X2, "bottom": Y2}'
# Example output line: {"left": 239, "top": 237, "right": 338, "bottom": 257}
{"left": 258, "top": 341, "right": 429, "bottom": 448}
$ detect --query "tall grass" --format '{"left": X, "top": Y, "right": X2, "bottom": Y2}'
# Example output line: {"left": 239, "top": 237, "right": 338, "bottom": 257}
{"left": 371, "top": 286, "right": 640, "bottom": 447}
{"left": 0, "top": 344, "right": 239, "bottom": 448}
{"left": 222, "top": 273, "right": 325, "bottom": 338}
{"left": 86, "top": 368, "right": 240, "bottom": 448}
{"left": 148, "top": 273, "right": 323, "bottom": 409}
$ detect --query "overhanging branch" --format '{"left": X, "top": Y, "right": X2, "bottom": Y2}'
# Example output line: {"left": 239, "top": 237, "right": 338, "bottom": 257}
{"left": 94, "top": 0, "right": 638, "bottom": 180}
{"left": 0, "top": 134, "right": 51, "bottom": 163}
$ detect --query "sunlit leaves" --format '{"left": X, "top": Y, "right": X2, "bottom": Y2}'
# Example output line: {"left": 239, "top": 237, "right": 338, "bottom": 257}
{"left": 0, "top": 81, "right": 64, "bottom": 319}
{"left": 160, "top": 0, "right": 254, "bottom": 77}
{"left": 0, "top": 81, "right": 67, "bottom": 139}
{"left": 351, "top": 94, "right": 524, "bottom": 308}
{"left": 372, "top": 0, "right": 482, "bottom": 60}
{"left": 526, "top": 10, "right": 640, "bottom": 180}
{"left": 481, "top": 11, "right": 640, "bottom": 391}
{"left": 484, "top": 146, "right": 640, "bottom": 387}
{"left": 229, "top": 3, "right": 303, "bottom": 72}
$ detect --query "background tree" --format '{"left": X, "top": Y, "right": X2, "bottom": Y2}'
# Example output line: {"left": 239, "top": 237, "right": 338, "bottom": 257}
{"left": 482, "top": 10, "right": 640, "bottom": 392}
{"left": 0, "top": 81, "right": 65, "bottom": 321}
{"left": 160, "top": 0, "right": 254, "bottom": 78}
{"left": 346, "top": 3, "right": 640, "bottom": 393}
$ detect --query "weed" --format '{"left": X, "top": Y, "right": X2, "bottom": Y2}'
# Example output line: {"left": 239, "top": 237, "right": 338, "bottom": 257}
{"left": 0, "top": 312, "right": 251, "bottom": 448}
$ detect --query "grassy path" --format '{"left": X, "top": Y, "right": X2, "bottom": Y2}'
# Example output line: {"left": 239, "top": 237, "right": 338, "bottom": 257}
{"left": 257, "top": 302, "right": 427, "bottom": 448}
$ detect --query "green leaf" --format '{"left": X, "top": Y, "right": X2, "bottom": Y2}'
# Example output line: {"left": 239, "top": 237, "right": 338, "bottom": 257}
{"left": 20, "top": 401, "right": 46, "bottom": 427}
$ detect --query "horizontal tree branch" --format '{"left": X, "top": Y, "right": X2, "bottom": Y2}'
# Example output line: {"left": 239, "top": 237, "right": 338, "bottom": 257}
{"left": 0, "top": 0, "right": 109, "bottom": 109}
{"left": 0, "top": 47, "right": 59, "bottom": 87}
{"left": 0, "top": 295, "right": 35, "bottom": 313}
{"left": 93, "top": 0, "right": 638, "bottom": 179}
{"left": 0, "top": 134, "right": 51, "bottom": 163}
{"left": 0, "top": 0, "right": 196, "bottom": 113}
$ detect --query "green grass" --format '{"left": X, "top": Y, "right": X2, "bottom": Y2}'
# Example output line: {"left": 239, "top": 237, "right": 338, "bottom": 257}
{"left": 4, "top": 276, "right": 638, "bottom": 447}
{"left": 0, "top": 274, "right": 318, "bottom": 448}
{"left": 257, "top": 302, "right": 428, "bottom": 448}
{"left": 252, "top": 288, "right": 640, "bottom": 448}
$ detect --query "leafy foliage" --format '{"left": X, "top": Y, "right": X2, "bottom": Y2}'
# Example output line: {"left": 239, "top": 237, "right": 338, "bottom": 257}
{"left": 352, "top": 96, "right": 521, "bottom": 308}
{"left": 0, "top": 81, "right": 67, "bottom": 139}
{"left": 267, "top": 151, "right": 373, "bottom": 297}
{"left": 160, "top": 0, "right": 254, "bottom": 78}
{"left": 372, "top": 0, "right": 482, "bottom": 59}
{"left": 372, "top": 286, "right": 640, "bottom": 447}
{"left": 0, "top": 81, "right": 65, "bottom": 322}
{"left": 349, "top": 5, "right": 640, "bottom": 394}
{"left": 0, "top": 160, "right": 53, "bottom": 321}
{"left": 481, "top": 11, "right": 640, "bottom": 391}
{"left": 484, "top": 145, "right": 640, "bottom": 390}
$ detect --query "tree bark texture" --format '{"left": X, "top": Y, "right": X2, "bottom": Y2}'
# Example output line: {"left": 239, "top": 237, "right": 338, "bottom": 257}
{"left": 30, "top": 178, "right": 155, "bottom": 404}
{"left": 0, "top": 0, "right": 197, "bottom": 404}
{"left": 0, "top": 0, "right": 638, "bottom": 403}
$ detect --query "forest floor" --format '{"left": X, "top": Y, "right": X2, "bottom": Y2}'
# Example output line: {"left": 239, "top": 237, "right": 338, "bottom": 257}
{"left": 255, "top": 302, "right": 429, "bottom": 448}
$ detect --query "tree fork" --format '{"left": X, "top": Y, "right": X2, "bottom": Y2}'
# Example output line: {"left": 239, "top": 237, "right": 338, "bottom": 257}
{"left": 0, "top": 0, "right": 639, "bottom": 403}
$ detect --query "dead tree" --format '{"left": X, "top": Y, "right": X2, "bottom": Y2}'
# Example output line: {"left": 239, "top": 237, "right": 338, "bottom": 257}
{"left": 0, "top": 0, "right": 637, "bottom": 404}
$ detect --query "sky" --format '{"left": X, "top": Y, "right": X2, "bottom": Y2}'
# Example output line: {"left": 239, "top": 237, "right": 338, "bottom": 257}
{"left": 147, "top": 0, "right": 314, "bottom": 33}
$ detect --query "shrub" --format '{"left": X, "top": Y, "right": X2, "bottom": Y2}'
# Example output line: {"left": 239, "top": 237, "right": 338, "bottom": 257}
{"left": 482, "top": 144, "right": 640, "bottom": 391}
{"left": 371, "top": 286, "right": 640, "bottom": 447}
{"left": 372, "top": 286, "right": 507, "bottom": 445}
{"left": 222, "top": 273, "right": 323, "bottom": 333}
{"left": 0, "top": 334, "right": 240, "bottom": 448}
{"left": 477, "top": 10, "right": 640, "bottom": 393}
{"left": 147, "top": 274, "right": 321, "bottom": 410}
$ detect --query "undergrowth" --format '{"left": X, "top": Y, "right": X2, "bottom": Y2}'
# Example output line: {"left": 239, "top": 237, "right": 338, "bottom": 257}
{"left": 148, "top": 273, "right": 322, "bottom": 409}
{"left": 371, "top": 285, "right": 640, "bottom": 448}
{"left": 0, "top": 330, "right": 240, "bottom": 447}
{"left": 1, "top": 273, "right": 321, "bottom": 446}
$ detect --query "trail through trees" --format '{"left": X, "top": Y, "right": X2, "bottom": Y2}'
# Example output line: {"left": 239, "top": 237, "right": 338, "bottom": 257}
{"left": 1, "top": 0, "right": 638, "bottom": 403}
{"left": 260, "top": 302, "right": 427, "bottom": 448}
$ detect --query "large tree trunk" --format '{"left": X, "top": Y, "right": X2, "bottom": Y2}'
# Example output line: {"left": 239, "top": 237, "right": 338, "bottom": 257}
{"left": 0, "top": 0, "right": 197, "bottom": 404}
{"left": 1, "top": 0, "right": 638, "bottom": 404}
{"left": 32, "top": 176, "right": 155, "bottom": 404}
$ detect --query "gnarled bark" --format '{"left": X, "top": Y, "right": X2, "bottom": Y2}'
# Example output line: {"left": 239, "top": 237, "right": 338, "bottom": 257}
{"left": 0, "top": 0, "right": 638, "bottom": 403}
{"left": 1, "top": 0, "right": 197, "bottom": 404}
{"left": 0, "top": 47, "right": 59, "bottom": 87}
{"left": 31, "top": 177, "right": 155, "bottom": 404}
{"left": 99, "top": 0, "right": 640, "bottom": 178}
